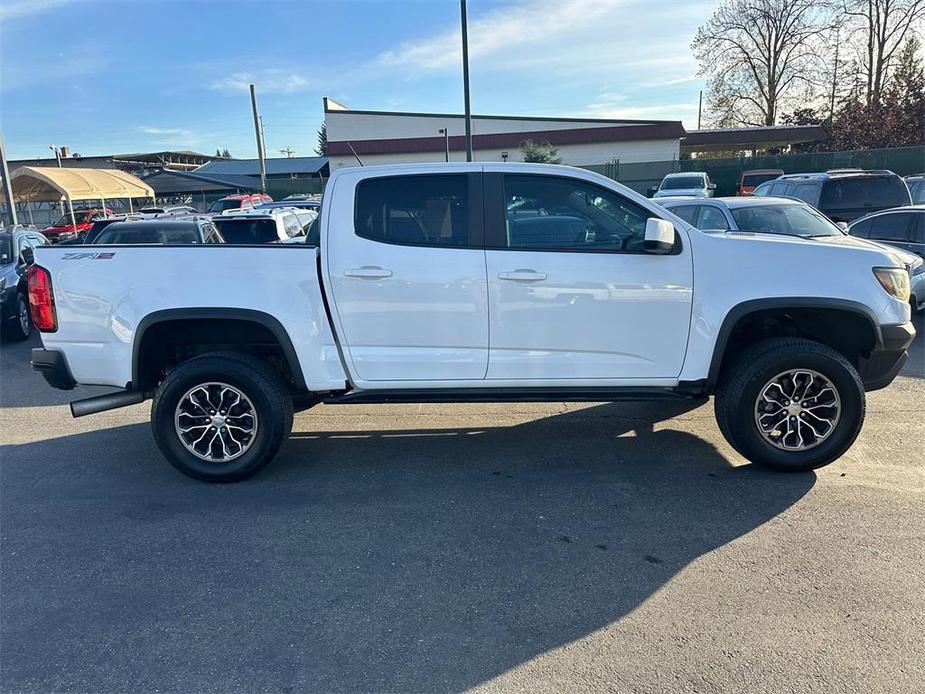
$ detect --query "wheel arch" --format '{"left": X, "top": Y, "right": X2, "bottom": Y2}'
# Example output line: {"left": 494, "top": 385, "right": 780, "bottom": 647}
{"left": 707, "top": 298, "right": 882, "bottom": 390}
{"left": 132, "top": 308, "right": 306, "bottom": 392}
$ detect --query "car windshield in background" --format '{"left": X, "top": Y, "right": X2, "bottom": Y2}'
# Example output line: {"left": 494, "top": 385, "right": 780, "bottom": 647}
{"left": 661, "top": 176, "right": 705, "bottom": 190}
{"left": 743, "top": 173, "right": 781, "bottom": 186}
{"left": 95, "top": 223, "right": 200, "bottom": 244}
{"left": 820, "top": 176, "right": 909, "bottom": 209}
{"left": 208, "top": 200, "right": 243, "bottom": 213}
{"left": 0, "top": 237, "right": 12, "bottom": 264}
{"left": 214, "top": 219, "right": 279, "bottom": 244}
{"left": 730, "top": 204, "right": 842, "bottom": 238}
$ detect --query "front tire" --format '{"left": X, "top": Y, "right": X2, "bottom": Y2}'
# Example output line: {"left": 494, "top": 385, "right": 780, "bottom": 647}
{"left": 151, "top": 353, "right": 294, "bottom": 482}
{"left": 715, "top": 338, "right": 865, "bottom": 471}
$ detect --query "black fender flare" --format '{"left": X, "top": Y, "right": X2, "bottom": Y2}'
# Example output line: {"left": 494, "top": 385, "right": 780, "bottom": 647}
{"left": 131, "top": 307, "right": 306, "bottom": 391}
{"left": 706, "top": 297, "right": 882, "bottom": 388}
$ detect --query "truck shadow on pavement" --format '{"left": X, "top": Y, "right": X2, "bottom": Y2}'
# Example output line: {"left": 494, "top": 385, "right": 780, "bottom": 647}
{"left": 1, "top": 400, "right": 815, "bottom": 692}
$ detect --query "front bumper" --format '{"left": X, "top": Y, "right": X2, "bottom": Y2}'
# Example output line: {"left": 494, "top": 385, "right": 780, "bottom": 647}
{"left": 31, "top": 349, "right": 76, "bottom": 390}
{"left": 858, "top": 322, "right": 916, "bottom": 391}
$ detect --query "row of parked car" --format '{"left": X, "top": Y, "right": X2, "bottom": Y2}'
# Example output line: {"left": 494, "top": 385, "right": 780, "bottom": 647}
{"left": 652, "top": 168, "right": 924, "bottom": 209}
{"left": 0, "top": 194, "right": 322, "bottom": 341}
{"left": 651, "top": 172, "right": 925, "bottom": 315}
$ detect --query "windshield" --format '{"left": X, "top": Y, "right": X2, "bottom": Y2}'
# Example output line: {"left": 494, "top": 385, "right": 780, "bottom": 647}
{"left": 730, "top": 204, "right": 842, "bottom": 238}
{"left": 0, "top": 237, "right": 11, "bottom": 264}
{"left": 208, "top": 199, "right": 243, "bottom": 213}
{"left": 742, "top": 173, "right": 781, "bottom": 187}
{"left": 214, "top": 219, "right": 279, "bottom": 244}
{"left": 661, "top": 175, "right": 705, "bottom": 190}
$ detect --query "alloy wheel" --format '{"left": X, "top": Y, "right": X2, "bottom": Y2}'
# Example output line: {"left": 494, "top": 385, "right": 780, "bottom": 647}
{"left": 753, "top": 369, "right": 841, "bottom": 451}
{"left": 174, "top": 382, "right": 258, "bottom": 462}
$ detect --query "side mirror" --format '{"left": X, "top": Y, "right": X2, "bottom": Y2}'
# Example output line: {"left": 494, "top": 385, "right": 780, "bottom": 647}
{"left": 708, "top": 183, "right": 716, "bottom": 190}
{"left": 646, "top": 186, "right": 658, "bottom": 198}
{"left": 20, "top": 247, "right": 35, "bottom": 266}
{"left": 836, "top": 221, "right": 849, "bottom": 232}
{"left": 644, "top": 218, "right": 675, "bottom": 254}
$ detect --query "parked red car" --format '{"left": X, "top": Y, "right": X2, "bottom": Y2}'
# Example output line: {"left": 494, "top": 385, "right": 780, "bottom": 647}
{"left": 40, "top": 208, "right": 114, "bottom": 243}
{"left": 207, "top": 193, "right": 272, "bottom": 214}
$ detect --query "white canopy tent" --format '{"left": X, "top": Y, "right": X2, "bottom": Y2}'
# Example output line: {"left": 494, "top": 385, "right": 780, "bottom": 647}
{"left": 0, "top": 166, "right": 155, "bottom": 227}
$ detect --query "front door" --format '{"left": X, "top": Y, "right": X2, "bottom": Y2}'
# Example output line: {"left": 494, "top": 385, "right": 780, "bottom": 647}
{"left": 483, "top": 172, "right": 693, "bottom": 381}
{"left": 325, "top": 170, "right": 489, "bottom": 383}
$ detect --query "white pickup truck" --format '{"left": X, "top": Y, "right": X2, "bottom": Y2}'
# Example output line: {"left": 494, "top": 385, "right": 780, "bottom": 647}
{"left": 29, "top": 163, "right": 915, "bottom": 482}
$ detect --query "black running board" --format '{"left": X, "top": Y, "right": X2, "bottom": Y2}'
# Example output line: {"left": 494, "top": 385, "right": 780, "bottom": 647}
{"left": 323, "top": 387, "right": 696, "bottom": 405}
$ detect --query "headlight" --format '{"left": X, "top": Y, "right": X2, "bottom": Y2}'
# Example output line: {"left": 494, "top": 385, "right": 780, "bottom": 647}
{"left": 873, "top": 267, "right": 911, "bottom": 301}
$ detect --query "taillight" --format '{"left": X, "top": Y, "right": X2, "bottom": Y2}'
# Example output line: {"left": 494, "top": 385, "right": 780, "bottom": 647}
{"left": 27, "top": 265, "right": 57, "bottom": 332}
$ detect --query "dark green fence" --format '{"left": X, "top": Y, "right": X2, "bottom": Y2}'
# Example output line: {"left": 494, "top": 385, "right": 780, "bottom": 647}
{"left": 583, "top": 146, "right": 925, "bottom": 197}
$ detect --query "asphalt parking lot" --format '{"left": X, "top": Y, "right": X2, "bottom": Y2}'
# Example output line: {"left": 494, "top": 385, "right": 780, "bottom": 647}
{"left": 1, "top": 318, "right": 923, "bottom": 693}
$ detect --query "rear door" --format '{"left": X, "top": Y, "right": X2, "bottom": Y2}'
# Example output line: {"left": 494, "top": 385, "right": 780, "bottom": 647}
{"left": 324, "top": 168, "right": 489, "bottom": 383}
{"left": 483, "top": 171, "right": 692, "bottom": 381}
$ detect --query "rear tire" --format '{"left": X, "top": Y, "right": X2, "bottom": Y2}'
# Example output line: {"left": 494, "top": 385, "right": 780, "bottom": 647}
{"left": 4, "top": 293, "right": 32, "bottom": 342}
{"left": 151, "top": 352, "right": 293, "bottom": 482}
{"left": 714, "top": 338, "right": 865, "bottom": 471}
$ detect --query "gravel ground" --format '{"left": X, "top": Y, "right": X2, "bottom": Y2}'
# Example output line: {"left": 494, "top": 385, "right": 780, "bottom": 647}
{"left": 1, "top": 315, "right": 923, "bottom": 693}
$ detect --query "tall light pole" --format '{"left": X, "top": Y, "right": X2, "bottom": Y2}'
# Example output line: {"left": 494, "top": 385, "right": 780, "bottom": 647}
{"left": 460, "top": 0, "right": 473, "bottom": 162}
{"left": 1, "top": 132, "right": 18, "bottom": 226}
{"left": 249, "top": 84, "right": 268, "bottom": 192}
{"left": 49, "top": 145, "right": 62, "bottom": 167}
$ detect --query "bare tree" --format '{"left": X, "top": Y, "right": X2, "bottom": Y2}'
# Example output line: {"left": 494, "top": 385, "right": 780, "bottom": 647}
{"left": 693, "top": 0, "right": 834, "bottom": 126}
{"left": 843, "top": 0, "right": 925, "bottom": 105}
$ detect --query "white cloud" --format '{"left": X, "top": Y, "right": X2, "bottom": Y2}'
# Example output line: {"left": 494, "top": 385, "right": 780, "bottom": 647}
{"left": 208, "top": 69, "right": 312, "bottom": 95}
{"left": 138, "top": 125, "right": 199, "bottom": 146}
{"left": 0, "top": 0, "right": 73, "bottom": 21}
{"left": 377, "top": 0, "right": 615, "bottom": 71}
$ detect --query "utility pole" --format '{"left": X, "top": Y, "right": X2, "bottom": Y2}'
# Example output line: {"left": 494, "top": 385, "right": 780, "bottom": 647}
{"left": 1, "top": 132, "right": 18, "bottom": 226}
{"left": 249, "top": 84, "right": 267, "bottom": 192}
{"left": 697, "top": 90, "right": 703, "bottom": 130}
{"left": 438, "top": 128, "right": 449, "bottom": 162}
{"left": 460, "top": 0, "right": 473, "bottom": 162}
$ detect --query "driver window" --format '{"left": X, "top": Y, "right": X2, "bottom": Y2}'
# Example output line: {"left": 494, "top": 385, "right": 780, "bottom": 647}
{"left": 501, "top": 175, "right": 650, "bottom": 252}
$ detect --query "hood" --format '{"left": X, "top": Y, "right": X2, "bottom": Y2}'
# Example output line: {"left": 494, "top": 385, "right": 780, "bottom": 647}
{"left": 654, "top": 188, "right": 706, "bottom": 198}
{"left": 812, "top": 233, "right": 920, "bottom": 268}
{"left": 717, "top": 230, "right": 907, "bottom": 269}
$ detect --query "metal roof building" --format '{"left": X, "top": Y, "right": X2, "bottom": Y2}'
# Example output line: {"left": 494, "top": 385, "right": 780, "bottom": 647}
{"left": 141, "top": 169, "right": 266, "bottom": 196}
{"left": 194, "top": 157, "right": 329, "bottom": 179}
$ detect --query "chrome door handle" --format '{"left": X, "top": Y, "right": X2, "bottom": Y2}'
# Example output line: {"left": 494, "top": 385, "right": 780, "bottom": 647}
{"left": 497, "top": 269, "right": 547, "bottom": 282}
{"left": 344, "top": 266, "right": 392, "bottom": 279}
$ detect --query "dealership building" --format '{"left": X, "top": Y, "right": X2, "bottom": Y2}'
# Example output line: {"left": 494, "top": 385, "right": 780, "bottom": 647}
{"left": 323, "top": 98, "right": 687, "bottom": 170}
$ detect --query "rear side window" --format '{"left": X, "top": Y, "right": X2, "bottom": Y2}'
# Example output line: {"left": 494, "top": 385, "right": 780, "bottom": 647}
{"left": 789, "top": 183, "right": 821, "bottom": 206}
{"left": 820, "top": 177, "right": 910, "bottom": 210}
{"left": 355, "top": 174, "right": 470, "bottom": 247}
{"left": 868, "top": 213, "right": 911, "bottom": 242}
{"left": 669, "top": 205, "right": 699, "bottom": 224}
{"left": 753, "top": 183, "right": 772, "bottom": 197}
{"left": 850, "top": 218, "right": 872, "bottom": 238}
{"left": 769, "top": 182, "right": 792, "bottom": 196}
{"left": 696, "top": 206, "right": 730, "bottom": 230}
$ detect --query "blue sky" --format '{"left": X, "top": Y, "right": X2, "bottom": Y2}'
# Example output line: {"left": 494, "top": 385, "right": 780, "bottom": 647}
{"left": 1, "top": 0, "right": 714, "bottom": 161}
